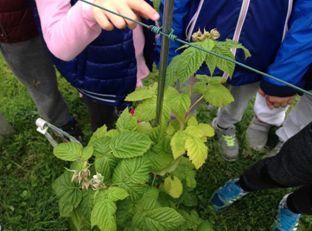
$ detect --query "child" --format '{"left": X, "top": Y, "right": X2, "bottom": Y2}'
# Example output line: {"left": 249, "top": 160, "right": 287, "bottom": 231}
{"left": 0, "top": 0, "right": 80, "bottom": 137}
{"left": 157, "top": 0, "right": 306, "bottom": 161}
{"left": 35, "top": 0, "right": 159, "bottom": 131}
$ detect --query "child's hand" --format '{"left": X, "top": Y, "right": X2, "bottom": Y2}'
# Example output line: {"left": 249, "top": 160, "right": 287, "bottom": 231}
{"left": 93, "top": 0, "right": 160, "bottom": 31}
{"left": 258, "top": 88, "right": 294, "bottom": 109}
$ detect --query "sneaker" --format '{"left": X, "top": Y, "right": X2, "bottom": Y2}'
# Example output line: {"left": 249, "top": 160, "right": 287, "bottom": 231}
{"left": 61, "top": 118, "right": 83, "bottom": 141}
{"left": 247, "top": 116, "right": 272, "bottom": 151}
{"left": 212, "top": 119, "right": 239, "bottom": 161}
{"left": 210, "top": 179, "right": 248, "bottom": 211}
{"left": 264, "top": 141, "right": 284, "bottom": 159}
{"left": 273, "top": 194, "right": 301, "bottom": 231}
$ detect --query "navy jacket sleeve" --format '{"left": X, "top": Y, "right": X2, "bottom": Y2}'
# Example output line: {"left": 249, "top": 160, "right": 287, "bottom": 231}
{"left": 260, "top": 0, "right": 312, "bottom": 96}
{"left": 155, "top": 0, "right": 192, "bottom": 65}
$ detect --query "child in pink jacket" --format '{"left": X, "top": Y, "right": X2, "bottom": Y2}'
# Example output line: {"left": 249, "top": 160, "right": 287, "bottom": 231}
{"left": 35, "top": 0, "right": 159, "bottom": 130}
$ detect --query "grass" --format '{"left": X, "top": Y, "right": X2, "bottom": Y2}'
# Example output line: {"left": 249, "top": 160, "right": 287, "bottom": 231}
{"left": 0, "top": 56, "right": 312, "bottom": 231}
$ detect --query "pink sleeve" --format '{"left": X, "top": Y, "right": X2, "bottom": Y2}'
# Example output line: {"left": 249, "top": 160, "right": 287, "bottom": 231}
{"left": 35, "top": 0, "right": 101, "bottom": 61}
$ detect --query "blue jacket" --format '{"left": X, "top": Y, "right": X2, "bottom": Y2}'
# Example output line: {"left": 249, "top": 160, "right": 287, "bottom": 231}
{"left": 156, "top": 0, "right": 309, "bottom": 96}
{"left": 261, "top": 0, "right": 312, "bottom": 96}
{"left": 34, "top": 0, "right": 154, "bottom": 106}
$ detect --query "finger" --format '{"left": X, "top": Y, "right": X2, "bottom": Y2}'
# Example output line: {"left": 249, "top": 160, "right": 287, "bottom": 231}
{"left": 273, "top": 102, "right": 281, "bottom": 108}
{"left": 287, "top": 97, "right": 295, "bottom": 105}
{"left": 104, "top": 3, "right": 127, "bottom": 29}
{"left": 117, "top": 4, "right": 138, "bottom": 29}
{"left": 93, "top": 7, "right": 114, "bottom": 31}
{"left": 128, "top": 0, "right": 160, "bottom": 21}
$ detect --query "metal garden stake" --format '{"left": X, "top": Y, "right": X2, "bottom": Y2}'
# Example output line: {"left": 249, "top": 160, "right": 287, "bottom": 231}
{"left": 155, "top": 0, "right": 174, "bottom": 125}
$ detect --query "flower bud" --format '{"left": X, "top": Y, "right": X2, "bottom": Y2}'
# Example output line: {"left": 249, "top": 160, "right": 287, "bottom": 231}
{"left": 210, "top": 28, "right": 220, "bottom": 40}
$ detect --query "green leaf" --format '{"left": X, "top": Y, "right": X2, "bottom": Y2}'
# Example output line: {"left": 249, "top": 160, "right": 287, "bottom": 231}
{"left": 112, "top": 158, "right": 150, "bottom": 200}
{"left": 89, "top": 125, "right": 107, "bottom": 145}
{"left": 178, "top": 210, "right": 203, "bottom": 231}
{"left": 170, "top": 131, "right": 188, "bottom": 159}
{"left": 94, "top": 152, "right": 117, "bottom": 181}
{"left": 197, "top": 123, "right": 215, "bottom": 138}
{"left": 173, "top": 158, "right": 197, "bottom": 189}
{"left": 116, "top": 109, "right": 138, "bottom": 132}
{"left": 136, "top": 187, "right": 160, "bottom": 211}
{"left": 181, "top": 190, "right": 198, "bottom": 207}
{"left": 133, "top": 207, "right": 185, "bottom": 231}
{"left": 110, "top": 131, "right": 152, "bottom": 159}
{"left": 213, "top": 43, "right": 235, "bottom": 77}
{"left": 53, "top": 172, "right": 83, "bottom": 217}
{"left": 91, "top": 198, "right": 117, "bottom": 231}
{"left": 106, "top": 129, "right": 120, "bottom": 138}
{"left": 198, "top": 221, "right": 214, "bottom": 231}
{"left": 82, "top": 146, "right": 93, "bottom": 161}
{"left": 203, "top": 82, "right": 234, "bottom": 107}
{"left": 116, "top": 199, "right": 136, "bottom": 227}
{"left": 104, "top": 186, "right": 129, "bottom": 201}
{"left": 167, "top": 44, "right": 207, "bottom": 85}
{"left": 163, "top": 176, "right": 183, "bottom": 199}
{"left": 225, "top": 39, "right": 251, "bottom": 58}
{"left": 126, "top": 84, "right": 156, "bottom": 102}
{"left": 145, "top": 142, "right": 174, "bottom": 172}
{"left": 135, "top": 98, "right": 157, "bottom": 121}
{"left": 169, "top": 93, "right": 191, "bottom": 122}
{"left": 185, "top": 136, "right": 208, "bottom": 169}
{"left": 91, "top": 188, "right": 128, "bottom": 231}
{"left": 93, "top": 136, "right": 112, "bottom": 156}
{"left": 53, "top": 142, "right": 83, "bottom": 161}
{"left": 187, "top": 116, "right": 198, "bottom": 126}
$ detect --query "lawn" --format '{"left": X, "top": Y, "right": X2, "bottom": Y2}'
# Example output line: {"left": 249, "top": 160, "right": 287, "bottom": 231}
{"left": 0, "top": 56, "right": 312, "bottom": 231}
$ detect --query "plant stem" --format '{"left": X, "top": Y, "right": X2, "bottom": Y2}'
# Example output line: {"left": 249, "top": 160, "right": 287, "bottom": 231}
{"left": 186, "top": 96, "right": 204, "bottom": 118}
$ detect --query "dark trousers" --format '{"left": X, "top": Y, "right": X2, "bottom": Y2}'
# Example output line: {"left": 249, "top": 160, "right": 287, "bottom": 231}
{"left": 238, "top": 122, "right": 312, "bottom": 215}
{"left": 83, "top": 97, "right": 117, "bottom": 132}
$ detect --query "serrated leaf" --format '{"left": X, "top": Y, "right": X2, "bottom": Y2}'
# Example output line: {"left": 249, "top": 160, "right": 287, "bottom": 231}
{"left": 169, "top": 93, "right": 191, "bottom": 122}
{"left": 94, "top": 152, "right": 117, "bottom": 181}
{"left": 110, "top": 131, "right": 152, "bottom": 159}
{"left": 53, "top": 172, "right": 83, "bottom": 217}
{"left": 225, "top": 39, "right": 251, "bottom": 58}
{"left": 163, "top": 176, "right": 183, "bottom": 199}
{"left": 93, "top": 136, "right": 112, "bottom": 156}
{"left": 133, "top": 207, "right": 185, "bottom": 231}
{"left": 178, "top": 210, "right": 203, "bottom": 230}
{"left": 181, "top": 190, "right": 198, "bottom": 207}
{"left": 170, "top": 131, "right": 188, "bottom": 159}
{"left": 213, "top": 44, "right": 235, "bottom": 77}
{"left": 112, "top": 158, "right": 150, "bottom": 200}
{"left": 53, "top": 142, "right": 83, "bottom": 161}
{"left": 103, "top": 187, "right": 129, "bottom": 201}
{"left": 91, "top": 198, "right": 117, "bottom": 231}
{"left": 167, "top": 45, "right": 206, "bottom": 85}
{"left": 145, "top": 142, "right": 174, "bottom": 172}
{"left": 198, "top": 221, "right": 214, "bottom": 231}
{"left": 187, "top": 116, "right": 198, "bottom": 126}
{"left": 89, "top": 125, "right": 107, "bottom": 145}
{"left": 185, "top": 136, "right": 208, "bottom": 169}
{"left": 136, "top": 188, "right": 160, "bottom": 211}
{"left": 203, "top": 82, "right": 234, "bottom": 107}
{"left": 106, "top": 129, "right": 120, "bottom": 137}
{"left": 197, "top": 124, "right": 215, "bottom": 138}
{"left": 173, "top": 158, "right": 197, "bottom": 189}
{"left": 82, "top": 146, "right": 93, "bottom": 161}
{"left": 91, "top": 189, "right": 128, "bottom": 231}
{"left": 117, "top": 199, "right": 136, "bottom": 227}
{"left": 135, "top": 98, "right": 157, "bottom": 121}
{"left": 126, "top": 84, "right": 156, "bottom": 101}
{"left": 116, "top": 109, "right": 138, "bottom": 132}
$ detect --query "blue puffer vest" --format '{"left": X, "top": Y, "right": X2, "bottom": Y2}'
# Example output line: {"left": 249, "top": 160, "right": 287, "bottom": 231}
{"left": 33, "top": 0, "right": 156, "bottom": 106}
{"left": 55, "top": 0, "right": 137, "bottom": 106}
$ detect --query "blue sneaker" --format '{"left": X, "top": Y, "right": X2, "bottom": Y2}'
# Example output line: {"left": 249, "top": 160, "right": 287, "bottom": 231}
{"left": 273, "top": 194, "right": 301, "bottom": 231}
{"left": 210, "top": 179, "right": 248, "bottom": 211}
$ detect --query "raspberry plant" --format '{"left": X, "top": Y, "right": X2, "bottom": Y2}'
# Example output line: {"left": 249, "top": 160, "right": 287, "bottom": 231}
{"left": 52, "top": 32, "right": 249, "bottom": 231}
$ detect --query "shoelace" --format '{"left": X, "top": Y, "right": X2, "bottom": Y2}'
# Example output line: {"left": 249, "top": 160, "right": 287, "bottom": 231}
{"left": 223, "top": 135, "right": 236, "bottom": 147}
